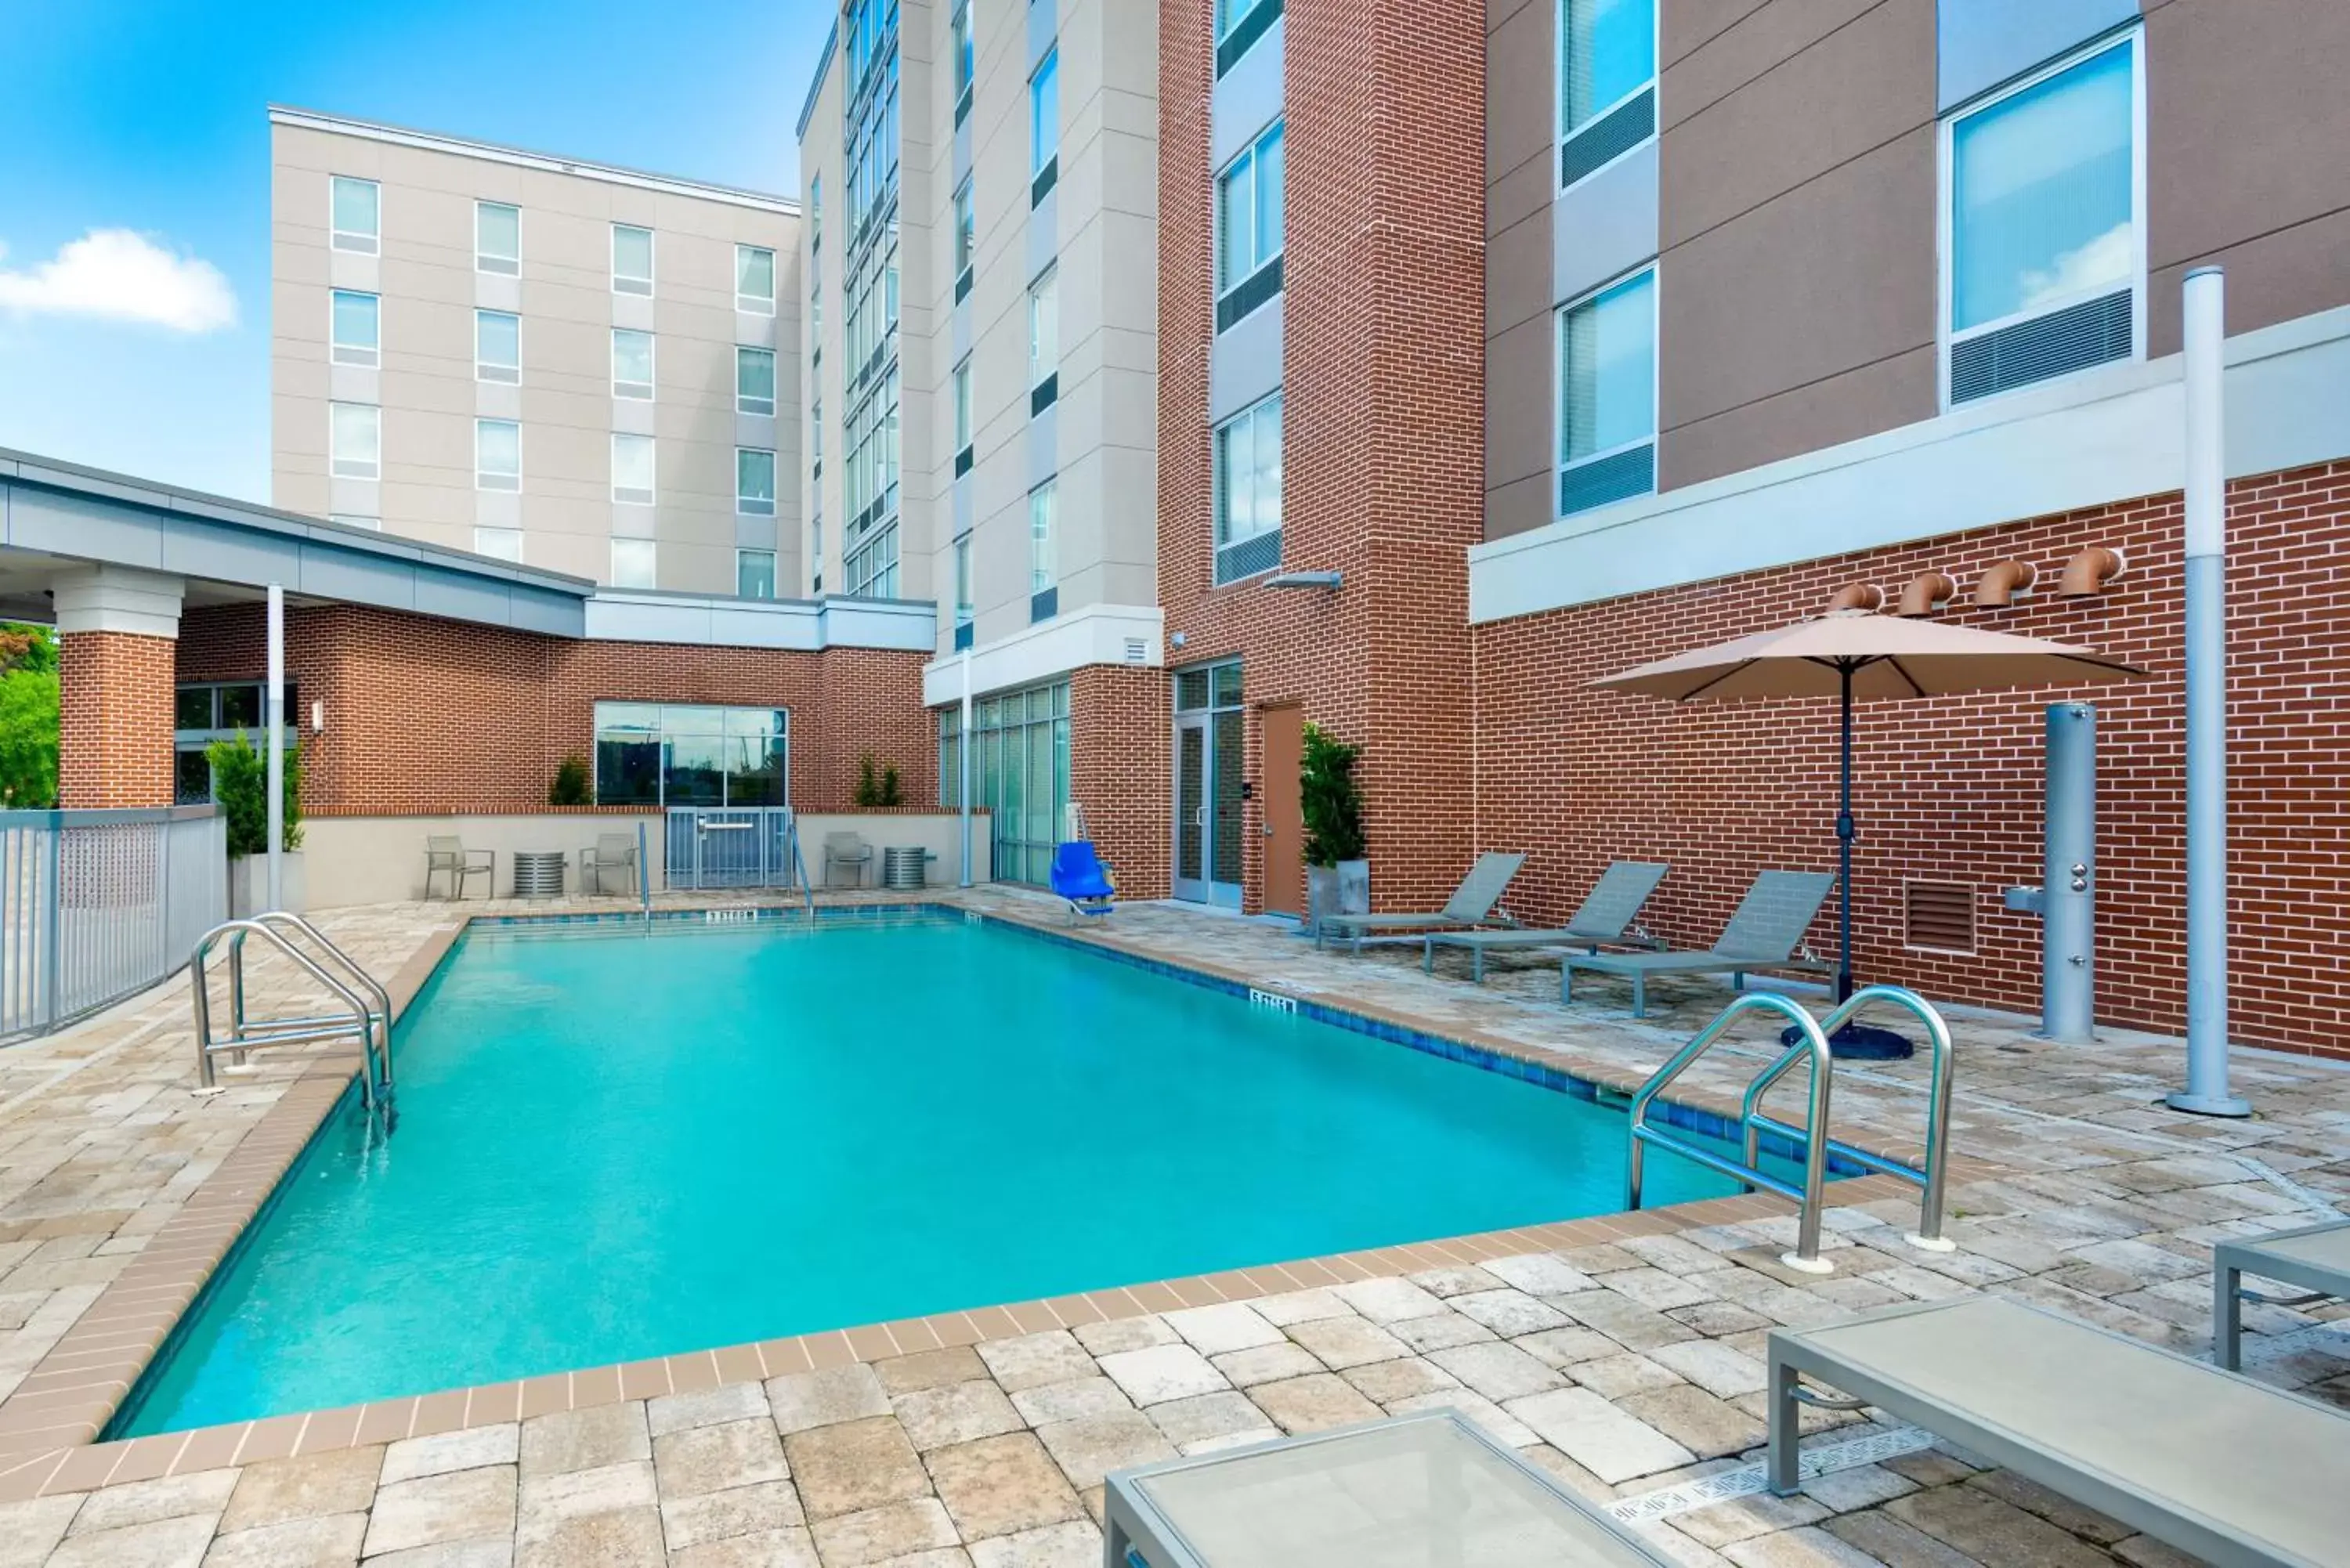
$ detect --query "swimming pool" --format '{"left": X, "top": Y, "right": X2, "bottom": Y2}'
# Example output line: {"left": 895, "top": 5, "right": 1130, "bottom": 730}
{"left": 118, "top": 910, "right": 1790, "bottom": 1435}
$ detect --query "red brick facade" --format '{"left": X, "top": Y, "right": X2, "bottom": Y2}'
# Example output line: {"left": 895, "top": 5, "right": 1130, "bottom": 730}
{"left": 1069, "top": 664, "right": 1173, "bottom": 898}
{"left": 174, "top": 604, "right": 931, "bottom": 816}
{"left": 58, "top": 631, "right": 177, "bottom": 808}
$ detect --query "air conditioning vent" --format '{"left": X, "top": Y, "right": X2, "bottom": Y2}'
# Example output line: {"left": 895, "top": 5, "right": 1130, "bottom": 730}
{"left": 1214, "top": 529, "right": 1281, "bottom": 584}
{"left": 1904, "top": 880, "right": 1976, "bottom": 954}
{"left": 1560, "top": 87, "right": 1654, "bottom": 190}
{"left": 1123, "top": 638, "right": 1148, "bottom": 663}
{"left": 1950, "top": 289, "right": 2132, "bottom": 404}
{"left": 1557, "top": 444, "right": 1654, "bottom": 518}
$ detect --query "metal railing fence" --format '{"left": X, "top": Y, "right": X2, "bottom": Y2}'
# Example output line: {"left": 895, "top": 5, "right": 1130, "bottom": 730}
{"left": 0, "top": 807, "right": 226, "bottom": 1039}
{"left": 664, "top": 807, "right": 812, "bottom": 908}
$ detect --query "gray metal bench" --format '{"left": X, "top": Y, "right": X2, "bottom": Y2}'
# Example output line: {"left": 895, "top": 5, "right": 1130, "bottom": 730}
{"left": 2215, "top": 1216, "right": 2350, "bottom": 1371}
{"left": 1104, "top": 1409, "right": 1674, "bottom": 1567}
{"left": 1767, "top": 1295, "right": 2350, "bottom": 1567}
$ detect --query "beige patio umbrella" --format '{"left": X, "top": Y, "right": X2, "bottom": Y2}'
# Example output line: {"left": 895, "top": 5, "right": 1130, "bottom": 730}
{"left": 1593, "top": 611, "right": 2145, "bottom": 1033}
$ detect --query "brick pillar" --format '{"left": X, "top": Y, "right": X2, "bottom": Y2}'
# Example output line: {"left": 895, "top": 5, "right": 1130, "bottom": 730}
{"left": 1071, "top": 664, "right": 1172, "bottom": 899}
{"left": 53, "top": 568, "right": 185, "bottom": 808}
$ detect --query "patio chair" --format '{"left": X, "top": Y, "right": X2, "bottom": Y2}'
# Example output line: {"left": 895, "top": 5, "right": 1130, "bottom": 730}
{"left": 424, "top": 836, "right": 493, "bottom": 900}
{"left": 1766, "top": 1295, "right": 2350, "bottom": 1566}
{"left": 2214, "top": 1216, "right": 2350, "bottom": 1371}
{"left": 822, "top": 831, "right": 873, "bottom": 889}
{"left": 1423, "top": 859, "right": 1668, "bottom": 981}
{"left": 579, "top": 833, "right": 638, "bottom": 897}
{"left": 1561, "top": 869, "right": 1834, "bottom": 1017}
{"left": 1314, "top": 852, "right": 1526, "bottom": 955}
{"left": 1050, "top": 840, "right": 1116, "bottom": 922}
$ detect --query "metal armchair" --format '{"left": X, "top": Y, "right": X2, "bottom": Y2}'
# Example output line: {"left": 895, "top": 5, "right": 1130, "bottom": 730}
{"left": 425, "top": 836, "right": 494, "bottom": 900}
{"left": 822, "top": 831, "right": 873, "bottom": 889}
{"left": 580, "top": 833, "right": 639, "bottom": 896}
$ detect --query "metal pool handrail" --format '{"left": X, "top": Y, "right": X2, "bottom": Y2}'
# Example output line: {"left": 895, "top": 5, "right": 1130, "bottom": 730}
{"left": 1738, "top": 985, "right": 1957, "bottom": 1252}
{"left": 192, "top": 918, "right": 395, "bottom": 1136}
{"left": 1626, "top": 990, "right": 1836, "bottom": 1274}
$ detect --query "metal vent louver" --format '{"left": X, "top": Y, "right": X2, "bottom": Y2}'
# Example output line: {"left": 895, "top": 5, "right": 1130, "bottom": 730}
{"left": 1560, "top": 88, "right": 1654, "bottom": 190}
{"left": 1557, "top": 444, "right": 1654, "bottom": 518}
{"left": 1951, "top": 289, "right": 2132, "bottom": 403}
{"left": 1904, "top": 880, "right": 1976, "bottom": 954}
{"left": 1214, "top": 529, "right": 1282, "bottom": 584}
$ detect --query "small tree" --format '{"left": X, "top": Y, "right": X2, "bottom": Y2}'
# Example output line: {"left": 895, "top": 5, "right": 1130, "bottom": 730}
{"left": 853, "top": 752, "right": 883, "bottom": 807}
{"left": 548, "top": 754, "right": 591, "bottom": 806}
{"left": 204, "top": 731, "right": 303, "bottom": 857}
{"left": 880, "top": 761, "right": 903, "bottom": 807}
{"left": 1300, "top": 723, "right": 1366, "bottom": 867}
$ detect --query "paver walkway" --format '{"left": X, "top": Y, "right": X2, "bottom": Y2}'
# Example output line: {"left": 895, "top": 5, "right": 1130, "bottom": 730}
{"left": 0, "top": 888, "right": 2343, "bottom": 1566}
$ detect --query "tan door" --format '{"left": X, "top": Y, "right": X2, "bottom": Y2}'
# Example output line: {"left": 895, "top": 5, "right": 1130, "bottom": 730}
{"left": 1260, "top": 704, "right": 1304, "bottom": 916}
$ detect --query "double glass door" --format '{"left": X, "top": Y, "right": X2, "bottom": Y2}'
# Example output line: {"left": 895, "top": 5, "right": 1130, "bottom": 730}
{"left": 1173, "top": 663, "right": 1245, "bottom": 908}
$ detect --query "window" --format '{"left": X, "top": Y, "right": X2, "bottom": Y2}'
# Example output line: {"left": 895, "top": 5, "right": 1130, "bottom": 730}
{"left": 953, "top": 180, "right": 975, "bottom": 300}
{"left": 174, "top": 682, "right": 299, "bottom": 804}
{"left": 594, "top": 702, "right": 787, "bottom": 807}
{"left": 952, "top": 359, "right": 973, "bottom": 472}
{"left": 1558, "top": 0, "right": 1656, "bottom": 190}
{"left": 476, "top": 201, "right": 520, "bottom": 274}
{"left": 330, "top": 175, "right": 378, "bottom": 254}
{"left": 737, "top": 244, "right": 776, "bottom": 313}
{"left": 844, "top": 520, "right": 899, "bottom": 598}
{"left": 611, "top": 538, "right": 656, "bottom": 588}
{"left": 612, "top": 328, "right": 654, "bottom": 399}
{"left": 811, "top": 400, "right": 823, "bottom": 476}
{"left": 475, "top": 418, "right": 520, "bottom": 491}
{"left": 737, "top": 346, "right": 777, "bottom": 417}
{"left": 737, "top": 446, "right": 777, "bottom": 515}
{"left": 611, "top": 223, "right": 655, "bottom": 294}
{"left": 1945, "top": 34, "right": 2141, "bottom": 405}
{"left": 612, "top": 432, "right": 656, "bottom": 504}
{"left": 1216, "top": 0, "right": 1282, "bottom": 78}
{"left": 953, "top": 533, "right": 973, "bottom": 625}
{"left": 737, "top": 548, "right": 777, "bottom": 600}
{"left": 952, "top": 1, "right": 974, "bottom": 125}
{"left": 1029, "top": 269, "right": 1058, "bottom": 411}
{"left": 476, "top": 309, "right": 520, "bottom": 384}
{"left": 1213, "top": 392, "right": 1282, "bottom": 582}
{"left": 810, "top": 175, "right": 822, "bottom": 249}
{"left": 1029, "top": 479, "right": 1057, "bottom": 591}
{"left": 939, "top": 681, "right": 1068, "bottom": 883}
{"left": 1556, "top": 266, "right": 1657, "bottom": 516}
{"left": 1030, "top": 49, "right": 1060, "bottom": 202}
{"left": 1215, "top": 120, "right": 1284, "bottom": 329}
{"left": 329, "top": 402, "right": 379, "bottom": 479}
{"left": 330, "top": 290, "right": 378, "bottom": 367}
{"left": 811, "top": 515, "right": 824, "bottom": 594}
{"left": 474, "top": 527, "right": 522, "bottom": 562}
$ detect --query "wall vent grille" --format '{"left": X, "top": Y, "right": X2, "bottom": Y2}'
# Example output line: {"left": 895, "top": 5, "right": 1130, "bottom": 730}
{"left": 1951, "top": 289, "right": 2132, "bottom": 404}
{"left": 1560, "top": 88, "right": 1654, "bottom": 190}
{"left": 1558, "top": 444, "right": 1654, "bottom": 518}
{"left": 1904, "top": 880, "right": 1976, "bottom": 954}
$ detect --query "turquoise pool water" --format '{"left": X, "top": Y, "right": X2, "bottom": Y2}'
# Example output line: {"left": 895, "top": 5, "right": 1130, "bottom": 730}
{"left": 120, "top": 912, "right": 1766, "bottom": 1434}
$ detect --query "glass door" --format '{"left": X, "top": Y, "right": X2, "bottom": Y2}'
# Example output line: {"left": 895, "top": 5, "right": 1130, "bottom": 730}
{"left": 1171, "top": 661, "right": 1245, "bottom": 908}
{"left": 1173, "top": 716, "right": 1209, "bottom": 903}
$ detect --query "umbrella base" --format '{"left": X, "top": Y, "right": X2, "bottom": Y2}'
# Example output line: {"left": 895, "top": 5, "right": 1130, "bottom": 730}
{"left": 1784, "top": 1021, "right": 1915, "bottom": 1061}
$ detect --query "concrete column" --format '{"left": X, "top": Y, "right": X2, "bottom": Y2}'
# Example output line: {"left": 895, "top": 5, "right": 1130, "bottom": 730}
{"left": 52, "top": 566, "right": 185, "bottom": 808}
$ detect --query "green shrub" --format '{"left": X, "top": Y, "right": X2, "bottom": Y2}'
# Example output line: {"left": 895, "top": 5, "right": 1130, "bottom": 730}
{"left": 1300, "top": 722, "right": 1366, "bottom": 867}
{"left": 548, "top": 754, "right": 591, "bottom": 806}
{"left": 205, "top": 731, "right": 303, "bottom": 857}
{"left": 880, "top": 761, "right": 903, "bottom": 807}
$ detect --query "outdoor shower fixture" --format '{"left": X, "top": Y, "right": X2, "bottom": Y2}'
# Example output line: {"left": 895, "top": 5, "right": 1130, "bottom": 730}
{"left": 1825, "top": 582, "right": 1884, "bottom": 612}
{"left": 2059, "top": 546, "right": 2126, "bottom": 596}
{"left": 1972, "top": 558, "right": 2037, "bottom": 606}
{"left": 2005, "top": 703, "right": 2098, "bottom": 1043}
{"left": 1896, "top": 572, "right": 1957, "bottom": 616}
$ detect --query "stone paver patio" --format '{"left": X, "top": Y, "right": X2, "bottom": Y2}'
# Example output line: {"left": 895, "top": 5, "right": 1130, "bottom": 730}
{"left": 0, "top": 887, "right": 2343, "bottom": 1566}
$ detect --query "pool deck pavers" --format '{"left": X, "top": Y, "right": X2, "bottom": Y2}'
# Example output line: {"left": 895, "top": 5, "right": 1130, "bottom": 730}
{"left": 0, "top": 886, "right": 2341, "bottom": 1566}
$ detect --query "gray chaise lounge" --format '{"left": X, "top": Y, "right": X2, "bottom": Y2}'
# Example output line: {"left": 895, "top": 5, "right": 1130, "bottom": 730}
{"left": 1561, "top": 869, "right": 1835, "bottom": 1017}
{"left": 1423, "top": 859, "right": 1668, "bottom": 981}
{"left": 2215, "top": 1216, "right": 2350, "bottom": 1371}
{"left": 1314, "top": 851, "right": 1525, "bottom": 955}
{"left": 1767, "top": 1295, "right": 2350, "bottom": 1567}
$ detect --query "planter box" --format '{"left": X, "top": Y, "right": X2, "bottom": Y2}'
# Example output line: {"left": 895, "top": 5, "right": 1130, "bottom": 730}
{"left": 230, "top": 851, "right": 307, "bottom": 919}
{"left": 1305, "top": 859, "right": 1371, "bottom": 939}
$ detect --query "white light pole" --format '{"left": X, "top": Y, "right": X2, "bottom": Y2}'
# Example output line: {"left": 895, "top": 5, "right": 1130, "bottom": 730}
{"left": 265, "top": 583, "right": 285, "bottom": 913}
{"left": 958, "top": 650, "right": 974, "bottom": 888}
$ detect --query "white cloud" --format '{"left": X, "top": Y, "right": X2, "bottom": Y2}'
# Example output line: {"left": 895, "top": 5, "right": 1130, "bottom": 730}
{"left": 2019, "top": 223, "right": 2133, "bottom": 316}
{"left": 0, "top": 229, "right": 237, "bottom": 333}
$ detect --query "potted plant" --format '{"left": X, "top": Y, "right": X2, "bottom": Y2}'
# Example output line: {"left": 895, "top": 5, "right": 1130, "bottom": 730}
{"left": 208, "top": 730, "right": 306, "bottom": 916}
{"left": 1300, "top": 722, "right": 1368, "bottom": 937}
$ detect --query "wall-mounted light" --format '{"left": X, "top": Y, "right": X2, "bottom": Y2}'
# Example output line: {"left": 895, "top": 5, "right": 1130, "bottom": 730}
{"left": 1264, "top": 571, "right": 1342, "bottom": 591}
{"left": 2058, "top": 545, "right": 2125, "bottom": 597}
{"left": 1168, "top": 630, "right": 1188, "bottom": 650}
{"left": 310, "top": 700, "right": 327, "bottom": 733}
{"left": 1826, "top": 582, "right": 1884, "bottom": 612}
{"left": 1973, "top": 558, "right": 2037, "bottom": 607}
{"left": 1896, "top": 572, "right": 1956, "bottom": 617}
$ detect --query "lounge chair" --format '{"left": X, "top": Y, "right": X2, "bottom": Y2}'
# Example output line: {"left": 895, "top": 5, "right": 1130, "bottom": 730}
{"left": 1314, "top": 852, "right": 1526, "bottom": 954}
{"left": 2215, "top": 1216, "right": 2350, "bottom": 1371}
{"left": 1423, "top": 859, "right": 1668, "bottom": 981}
{"left": 1767, "top": 1295, "right": 2350, "bottom": 1566}
{"left": 1561, "top": 869, "right": 1834, "bottom": 1017}
{"left": 579, "top": 833, "right": 638, "bottom": 896}
{"left": 822, "top": 831, "right": 872, "bottom": 889}
{"left": 424, "top": 836, "right": 492, "bottom": 900}
{"left": 1050, "top": 840, "right": 1116, "bottom": 921}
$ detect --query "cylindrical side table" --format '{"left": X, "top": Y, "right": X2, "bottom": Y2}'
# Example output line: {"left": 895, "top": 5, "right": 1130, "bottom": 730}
{"left": 513, "top": 851, "right": 567, "bottom": 899}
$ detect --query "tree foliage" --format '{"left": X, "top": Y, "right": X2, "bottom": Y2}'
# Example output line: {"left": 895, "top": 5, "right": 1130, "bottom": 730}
{"left": 0, "top": 623, "right": 59, "bottom": 807}
{"left": 1300, "top": 722, "right": 1367, "bottom": 867}
{"left": 205, "top": 731, "right": 304, "bottom": 856}
{"left": 548, "top": 754, "right": 591, "bottom": 806}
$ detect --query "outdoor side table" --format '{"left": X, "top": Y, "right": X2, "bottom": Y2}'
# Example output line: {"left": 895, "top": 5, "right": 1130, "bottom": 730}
{"left": 512, "top": 851, "right": 566, "bottom": 899}
{"left": 1102, "top": 1411, "right": 1674, "bottom": 1568}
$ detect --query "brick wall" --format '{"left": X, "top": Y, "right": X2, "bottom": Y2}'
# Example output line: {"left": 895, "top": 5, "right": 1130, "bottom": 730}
{"left": 1155, "top": 0, "right": 1487, "bottom": 915}
{"left": 176, "top": 604, "right": 930, "bottom": 815}
{"left": 1473, "top": 461, "right": 2350, "bottom": 1059}
{"left": 1070, "top": 664, "right": 1173, "bottom": 898}
{"left": 57, "top": 631, "right": 178, "bottom": 808}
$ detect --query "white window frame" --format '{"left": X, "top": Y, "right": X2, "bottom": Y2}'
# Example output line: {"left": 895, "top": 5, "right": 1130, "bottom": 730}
{"left": 953, "top": 179, "right": 975, "bottom": 287}
{"left": 475, "top": 417, "right": 522, "bottom": 492}
{"left": 329, "top": 289, "right": 378, "bottom": 368}
{"left": 475, "top": 309, "right": 521, "bottom": 385}
{"left": 1554, "top": 0, "right": 1660, "bottom": 194}
{"left": 475, "top": 201, "right": 521, "bottom": 275}
{"left": 737, "top": 345, "right": 777, "bottom": 417}
{"left": 329, "top": 175, "right": 379, "bottom": 254}
{"left": 1030, "top": 49, "right": 1060, "bottom": 178}
{"left": 1213, "top": 389, "right": 1283, "bottom": 556}
{"left": 611, "top": 223, "right": 656, "bottom": 295}
{"left": 1552, "top": 262, "right": 1660, "bottom": 515}
{"left": 474, "top": 526, "right": 524, "bottom": 562}
{"left": 611, "top": 328, "right": 655, "bottom": 399}
{"left": 737, "top": 446, "right": 778, "bottom": 516}
{"left": 953, "top": 532, "right": 973, "bottom": 624}
{"left": 736, "top": 547, "right": 778, "bottom": 600}
{"left": 611, "top": 432, "right": 656, "bottom": 505}
{"left": 736, "top": 244, "right": 777, "bottom": 313}
{"left": 1029, "top": 479, "right": 1058, "bottom": 592}
{"left": 952, "top": 359, "right": 973, "bottom": 457}
{"left": 1214, "top": 118, "right": 1284, "bottom": 298}
{"left": 1936, "top": 29, "right": 2147, "bottom": 412}
{"left": 328, "top": 401, "right": 380, "bottom": 480}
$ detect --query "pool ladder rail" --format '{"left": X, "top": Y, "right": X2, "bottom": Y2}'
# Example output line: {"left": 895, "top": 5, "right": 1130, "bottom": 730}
{"left": 190, "top": 912, "right": 397, "bottom": 1137}
{"left": 1625, "top": 985, "right": 1956, "bottom": 1274}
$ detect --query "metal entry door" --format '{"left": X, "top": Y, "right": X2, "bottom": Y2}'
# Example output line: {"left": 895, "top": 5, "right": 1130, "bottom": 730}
{"left": 1171, "top": 712, "right": 1245, "bottom": 909}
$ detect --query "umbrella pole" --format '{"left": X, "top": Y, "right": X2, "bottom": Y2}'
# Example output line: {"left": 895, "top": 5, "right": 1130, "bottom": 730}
{"left": 1837, "top": 664, "right": 1855, "bottom": 1003}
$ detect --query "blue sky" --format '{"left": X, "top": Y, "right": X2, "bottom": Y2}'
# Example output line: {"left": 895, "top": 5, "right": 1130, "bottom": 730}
{"left": 0, "top": 0, "right": 829, "bottom": 504}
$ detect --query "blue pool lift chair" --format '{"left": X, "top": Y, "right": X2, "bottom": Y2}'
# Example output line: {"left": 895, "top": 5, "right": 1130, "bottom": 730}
{"left": 1051, "top": 841, "right": 1117, "bottom": 921}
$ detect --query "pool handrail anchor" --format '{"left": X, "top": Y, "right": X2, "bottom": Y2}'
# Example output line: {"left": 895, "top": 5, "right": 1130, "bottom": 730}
{"left": 1626, "top": 991, "right": 1837, "bottom": 1274}
{"left": 191, "top": 914, "right": 396, "bottom": 1136}
{"left": 1737, "top": 985, "right": 1958, "bottom": 1252}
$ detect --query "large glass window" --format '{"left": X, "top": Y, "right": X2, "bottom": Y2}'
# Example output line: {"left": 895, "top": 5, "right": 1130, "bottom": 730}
{"left": 611, "top": 538, "right": 656, "bottom": 588}
{"left": 737, "top": 346, "right": 777, "bottom": 417}
{"left": 594, "top": 703, "right": 788, "bottom": 807}
{"left": 475, "top": 417, "right": 520, "bottom": 491}
{"left": 952, "top": 0, "right": 974, "bottom": 120}
{"left": 737, "top": 549, "right": 777, "bottom": 600}
{"left": 175, "top": 682, "right": 299, "bottom": 804}
{"left": 738, "top": 446, "right": 777, "bottom": 515}
{"left": 1556, "top": 266, "right": 1656, "bottom": 515}
{"left": 330, "top": 175, "right": 378, "bottom": 253}
{"left": 953, "top": 359, "right": 973, "bottom": 462}
{"left": 736, "top": 244, "right": 776, "bottom": 313}
{"left": 330, "top": 290, "right": 378, "bottom": 367}
{"left": 476, "top": 201, "right": 520, "bottom": 275}
{"left": 1558, "top": 0, "right": 1655, "bottom": 190}
{"left": 613, "top": 433, "right": 655, "bottom": 504}
{"left": 939, "top": 681, "right": 1068, "bottom": 884}
{"left": 476, "top": 309, "right": 520, "bottom": 384}
{"left": 612, "top": 224, "right": 655, "bottom": 294}
{"left": 1029, "top": 479, "right": 1057, "bottom": 592}
{"left": 1029, "top": 269, "right": 1058, "bottom": 397}
{"left": 1947, "top": 35, "right": 2138, "bottom": 402}
{"left": 329, "top": 402, "right": 379, "bottom": 479}
{"left": 1030, "top": 50, "right": 1059, "bottom": 185}
{"left": 1213, "top": 392, "right": 1282, "bottom": 581}
{"left": 953, "top": 533, "right": 973, "bottom": 626}
{"left": 612, "top": 328, "right": 654, "bottom": 399}
{"left": 1217, "top": 121, "right": 1284, "bottom": 297}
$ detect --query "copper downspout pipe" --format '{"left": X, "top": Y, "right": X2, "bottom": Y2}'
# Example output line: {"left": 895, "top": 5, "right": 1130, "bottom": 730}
{"left": 2059, "top": 545, "right": 2125, "bottom": 596}
{"left": 1826, "top": 583, "right": 1884, "bottom": 613}
{"left": 1896, "top": 571, "right": 1956, "bottom": 617}
{"left": 1972, "top": 558, "right": 2036, "bottom": 607}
